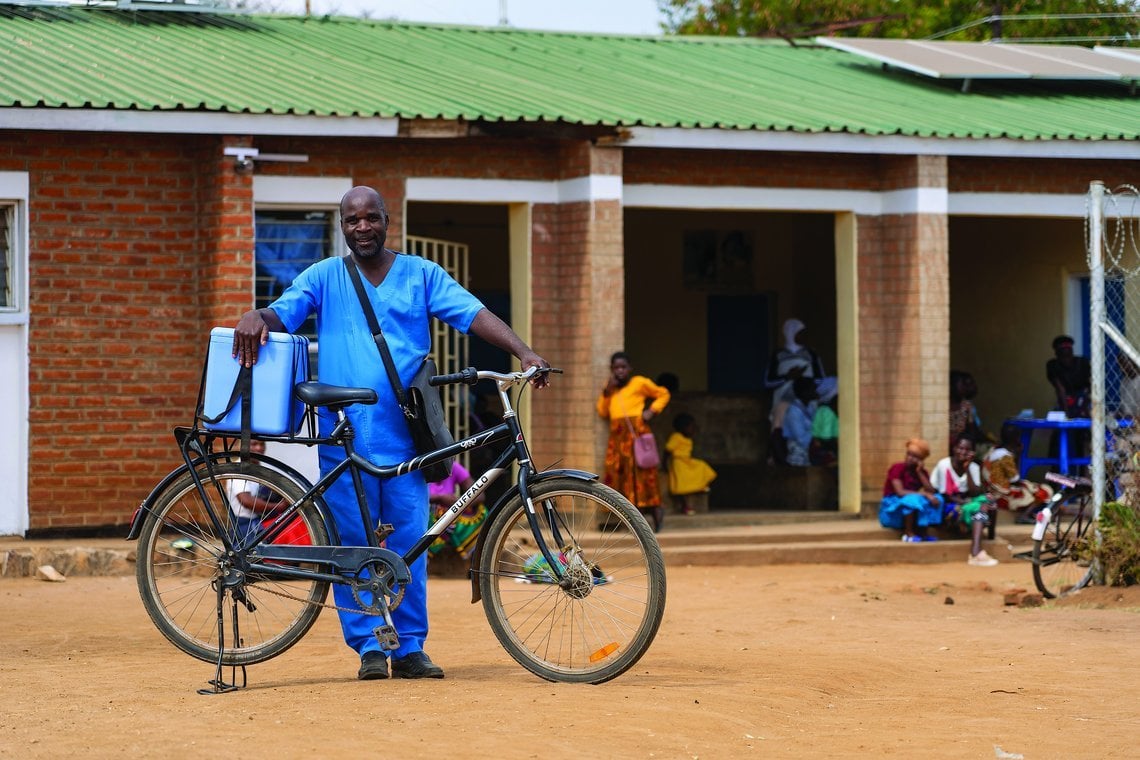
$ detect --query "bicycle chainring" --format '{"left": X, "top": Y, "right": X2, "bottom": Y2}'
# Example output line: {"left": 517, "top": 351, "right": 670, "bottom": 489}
{"left": 350, "top": 560, "right": 405, "bottom": 614}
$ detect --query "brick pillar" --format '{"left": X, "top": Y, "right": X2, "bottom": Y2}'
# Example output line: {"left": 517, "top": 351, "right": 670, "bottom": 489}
{"left": 857, "top": 155, "right": 949, "bottom": 508}
{"left": 529, "top": 142, "right": 623, "bottom": 474}
{"left": 198, "top": 136, "right": 255, "bottom": 330}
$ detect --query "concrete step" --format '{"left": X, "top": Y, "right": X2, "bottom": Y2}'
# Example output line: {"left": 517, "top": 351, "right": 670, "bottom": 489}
{"left": 661, "top": 534, "right": 1035, "bottom": 567}
{"left": 0, "top": 538, "right": 135, "bottom": 580}
{"left": 0, "top": 515, "right": 1039, "bottom": 578}
{"left": 655, "top": 518, "right": 1036, "bottom": 566}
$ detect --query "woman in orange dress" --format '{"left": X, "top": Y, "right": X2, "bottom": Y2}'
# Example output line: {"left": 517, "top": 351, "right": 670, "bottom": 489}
{"left": 597, "top": 352, "right": 671, "bottom": 531}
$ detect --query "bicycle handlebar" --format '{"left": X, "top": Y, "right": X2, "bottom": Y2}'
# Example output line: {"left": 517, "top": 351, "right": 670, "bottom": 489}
{"left": 429, "top": 366, "right": 563, "bottom": 387}
{"left": 1044, "top": 471, "right": 1092, "bottom": 492}
{"left": 428, "top": 367, "right": 479, "bottom": 387}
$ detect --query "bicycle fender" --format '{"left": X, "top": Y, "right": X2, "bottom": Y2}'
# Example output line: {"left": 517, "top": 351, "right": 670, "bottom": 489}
{"left": 466, "top": 468, "right": 598, "bottom": 603}
{"left": 1030, "top": 505, "right": 1053, "bottom": 542}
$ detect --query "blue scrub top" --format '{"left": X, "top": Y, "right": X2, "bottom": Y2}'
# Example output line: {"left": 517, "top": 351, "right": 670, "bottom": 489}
{"left": 269, "top": 254, "right": 484, "bottom": 463}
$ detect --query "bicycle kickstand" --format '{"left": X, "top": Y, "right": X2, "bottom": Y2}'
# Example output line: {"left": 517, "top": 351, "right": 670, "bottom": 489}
{"left": 199, "top": 580, "right": 246, "bottom": 695}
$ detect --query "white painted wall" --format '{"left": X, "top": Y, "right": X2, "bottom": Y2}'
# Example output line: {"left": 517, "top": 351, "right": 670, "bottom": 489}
{"left": 0, "top": 171, "right": 28, "bottom": 535}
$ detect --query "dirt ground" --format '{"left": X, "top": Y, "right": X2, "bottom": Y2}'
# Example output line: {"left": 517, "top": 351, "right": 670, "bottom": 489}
{"left": 2, "top": 561, "right": 1139, "bottom": 759}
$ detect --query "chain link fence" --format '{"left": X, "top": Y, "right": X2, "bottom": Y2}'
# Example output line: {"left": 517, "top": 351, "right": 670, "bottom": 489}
{"left": 1089, "top": 182, "right": 1140, "bottom": 511}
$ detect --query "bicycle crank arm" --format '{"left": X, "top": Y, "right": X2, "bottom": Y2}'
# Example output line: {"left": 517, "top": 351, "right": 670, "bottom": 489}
{"left": 251, "top": 545, "right": 411, "bottom": 583}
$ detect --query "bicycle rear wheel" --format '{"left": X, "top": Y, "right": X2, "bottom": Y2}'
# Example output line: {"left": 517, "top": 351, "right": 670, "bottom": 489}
{"left": 1032, "top": 495, "right": 1097, "bottom": 599}
{"left": 136, "top": 462, "right": 330, "bottom": 665}
{"left": 478, "top": 478, "right": 666, "bottom": 684}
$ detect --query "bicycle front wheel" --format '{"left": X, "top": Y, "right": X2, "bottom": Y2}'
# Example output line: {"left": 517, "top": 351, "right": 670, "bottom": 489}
{"left": 1032, "top": 496, "right": 1097, "bottom": 599}
{"left": 478, "top": 478, "right": 666, "bottom": 684}
{"left": 136, "top": 462, "right": 330, "bottom": 665}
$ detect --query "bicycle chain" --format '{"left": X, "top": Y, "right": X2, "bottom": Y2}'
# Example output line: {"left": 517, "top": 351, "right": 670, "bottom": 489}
{"left": 252, "top": 581, "right": 386, "bottom": 617}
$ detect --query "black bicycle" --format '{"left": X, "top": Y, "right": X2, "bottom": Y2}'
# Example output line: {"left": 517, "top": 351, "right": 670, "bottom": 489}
{"left": 1028, "top": 471, "right": 1097, "bottom": 599}
{"left": 128, "top": 366, "right": 667, "bottom": 689}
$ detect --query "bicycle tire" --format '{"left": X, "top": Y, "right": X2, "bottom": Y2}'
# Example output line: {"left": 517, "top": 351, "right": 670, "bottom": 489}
{"left": 1031, "top": 495, "right": 1097, "bottom": 599}
{"left": 478, "top": 478, "right": 666, "bottom": 684}
{"left": 136, "top": 462, "right": 330, "bottom": 665}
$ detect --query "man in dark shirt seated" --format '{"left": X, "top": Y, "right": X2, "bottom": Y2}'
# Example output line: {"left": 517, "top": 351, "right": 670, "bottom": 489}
{"left": 1046, "top": 335, "right": 1091, "bottom": 418}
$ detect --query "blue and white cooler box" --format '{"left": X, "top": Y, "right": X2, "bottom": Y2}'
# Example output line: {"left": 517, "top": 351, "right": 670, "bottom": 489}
{"left": 201, "top": 327, "right": 310, "bottom": 436}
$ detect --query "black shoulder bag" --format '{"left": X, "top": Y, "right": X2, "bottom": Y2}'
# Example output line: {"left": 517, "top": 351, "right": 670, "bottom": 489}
{"left": 343, "top": 255, "right": 454, "bottom": 483}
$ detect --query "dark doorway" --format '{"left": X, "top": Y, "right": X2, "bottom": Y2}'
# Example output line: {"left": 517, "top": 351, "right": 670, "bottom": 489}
{"left": 707, "top": 293, "right": 771, "bottom": 393}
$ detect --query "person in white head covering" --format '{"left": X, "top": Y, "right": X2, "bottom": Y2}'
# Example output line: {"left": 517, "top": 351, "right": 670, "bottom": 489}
{"left": 765, "top": 318, "right": 826, "bottom": 425}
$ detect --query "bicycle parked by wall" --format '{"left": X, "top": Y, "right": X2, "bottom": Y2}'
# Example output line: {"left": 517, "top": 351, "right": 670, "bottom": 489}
{"left": 128, "top": 366, "right": 667, "bottom": 691}
{"left": 1026, "top": 471, "right": 1097, "bottom": 599}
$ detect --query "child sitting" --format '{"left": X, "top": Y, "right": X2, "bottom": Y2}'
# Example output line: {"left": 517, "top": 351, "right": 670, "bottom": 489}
{"left": 879, "top": 438, "right": 943, "bottom": 542}
{"left": 810, "top": 378, "right": 838, "bottom": 466}
{"left": 665, "top": 413, "right": 717, "bottom": 516}
{"left": 984, "top": 424, "right": 1053, "bottom": 523}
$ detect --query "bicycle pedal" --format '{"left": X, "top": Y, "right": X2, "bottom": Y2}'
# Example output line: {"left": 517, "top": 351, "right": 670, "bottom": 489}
{"left": 375, "top": 523, "right": 395, "bottom": 543}
{"left": 372, "top": 625, "right": 400, "bottom": 652}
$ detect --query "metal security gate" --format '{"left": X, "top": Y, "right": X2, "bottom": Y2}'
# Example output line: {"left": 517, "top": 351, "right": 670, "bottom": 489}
{"left": 1088, "top": 181, "right": 1140, "bottom": 513}
{"left": 406, "top": 235, "right": 470, "bottom": 469}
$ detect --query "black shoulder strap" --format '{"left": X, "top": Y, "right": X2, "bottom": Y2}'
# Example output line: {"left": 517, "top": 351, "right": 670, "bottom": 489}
{"left": 343, "top": 255, "right": 411, "bottom": 415}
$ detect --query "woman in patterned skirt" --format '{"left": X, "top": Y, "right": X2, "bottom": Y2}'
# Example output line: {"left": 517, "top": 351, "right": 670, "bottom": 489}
{"left": 597, "top": 352, "right": 671, "bottom": 532}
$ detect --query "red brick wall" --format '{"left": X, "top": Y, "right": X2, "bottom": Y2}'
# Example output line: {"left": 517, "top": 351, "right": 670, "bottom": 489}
{"left": 198, "top": 137, "right": 255, "bottom": 330}
{"left": 0, "top": 131, "right": 217, "bottom": 529}
{"left": 950, "top": 157, "right": 1140, "bottom": 193}
{"left": 625, "top": 149, "right": 883, "bottom": 190}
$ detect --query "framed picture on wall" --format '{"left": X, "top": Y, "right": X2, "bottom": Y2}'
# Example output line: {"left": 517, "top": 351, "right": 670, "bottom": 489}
{"left": 683, "top": 230, "right": 753, "bottom": 291}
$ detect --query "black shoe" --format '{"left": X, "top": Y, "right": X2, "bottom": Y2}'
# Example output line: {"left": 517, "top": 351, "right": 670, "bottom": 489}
{"left": 357, "top": 651, "right": 389, "bottom": 681}
{"left": 391, "top": 651, "right": 445, "bottom": 679}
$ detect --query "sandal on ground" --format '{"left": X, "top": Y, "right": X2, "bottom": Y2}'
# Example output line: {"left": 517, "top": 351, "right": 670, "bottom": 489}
{"left": 900, "top": 534, "right": 923, "bottom": 543}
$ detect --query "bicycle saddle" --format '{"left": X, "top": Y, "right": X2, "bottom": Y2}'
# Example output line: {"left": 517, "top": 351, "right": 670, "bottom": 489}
{"left": 294, "top": 382, "right": 378, "bottom": 410}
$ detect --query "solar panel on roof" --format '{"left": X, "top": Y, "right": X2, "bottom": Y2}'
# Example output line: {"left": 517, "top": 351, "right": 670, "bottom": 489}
{"left": 1095, "top": 46, "right": 1140, "bottom": 64}
{"left": 816, "top": 37, "right": 1140, "bottom": 83}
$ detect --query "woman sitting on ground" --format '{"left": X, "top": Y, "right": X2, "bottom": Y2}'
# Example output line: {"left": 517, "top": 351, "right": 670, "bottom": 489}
{"left": 879, "top": 438, "right": 943, "bottom": 543}
{"left": 930, "top": 434, "right": 999, "bottom": 567}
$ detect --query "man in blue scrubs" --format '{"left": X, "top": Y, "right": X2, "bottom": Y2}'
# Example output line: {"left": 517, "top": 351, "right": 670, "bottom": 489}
{"left": 233, "top": 186, "right": 549, "bottom": 680}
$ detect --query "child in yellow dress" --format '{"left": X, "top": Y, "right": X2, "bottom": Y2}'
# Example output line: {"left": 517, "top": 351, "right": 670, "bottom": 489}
{"left": 665, "top": 414, "right": 717, "bottom": 515}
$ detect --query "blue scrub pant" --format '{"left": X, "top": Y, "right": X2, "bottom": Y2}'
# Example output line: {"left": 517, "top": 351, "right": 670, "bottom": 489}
{"left": 320, "top": 446, "right": 429, "bottom": 660}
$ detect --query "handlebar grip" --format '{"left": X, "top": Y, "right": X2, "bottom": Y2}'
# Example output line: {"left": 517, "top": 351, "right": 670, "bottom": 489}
{"left": 428, "top": 367, "right": 479, "bottom": 387}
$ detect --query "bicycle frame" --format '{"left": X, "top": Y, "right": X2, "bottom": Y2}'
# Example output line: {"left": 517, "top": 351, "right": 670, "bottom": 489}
{"left": 175, "top": 369, "right": 572, "bottom": 588}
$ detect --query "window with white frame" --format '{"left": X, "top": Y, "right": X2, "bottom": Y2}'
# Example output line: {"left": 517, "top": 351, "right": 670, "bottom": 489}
{"left": 254, "top": 209, "right": 339, "bottom": 342}
{"left": 1, "top": 204, "right": 13, "bottom": 310}
{"left": 252, "top": 176, "right": 352, "bottom": 376}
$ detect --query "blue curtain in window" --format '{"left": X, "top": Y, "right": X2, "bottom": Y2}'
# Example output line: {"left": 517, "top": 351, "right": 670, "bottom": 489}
{"left": 255, "top": 222, "right": 326, "bottom": 300}
{"left": 1080, "top": 275, "right": 1126, "bottom": 410}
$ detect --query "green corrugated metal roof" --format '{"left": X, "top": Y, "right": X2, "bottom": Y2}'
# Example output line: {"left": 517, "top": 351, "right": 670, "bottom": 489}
{"left": 0, "top": 5, "right": 1138, "bottom": 140}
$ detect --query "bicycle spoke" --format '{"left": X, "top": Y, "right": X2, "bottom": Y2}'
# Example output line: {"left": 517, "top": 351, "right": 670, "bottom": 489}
{"left": 137, "top": 462, "right": 330, "bottom": 666}
{"left": 480, "top": 479, "right": 665, "bottom": 683}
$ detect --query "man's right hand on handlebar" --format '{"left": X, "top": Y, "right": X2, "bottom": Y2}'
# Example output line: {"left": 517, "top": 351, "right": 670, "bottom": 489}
{"left": 519, "top": 350, "right": 551, "bottom": 389}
